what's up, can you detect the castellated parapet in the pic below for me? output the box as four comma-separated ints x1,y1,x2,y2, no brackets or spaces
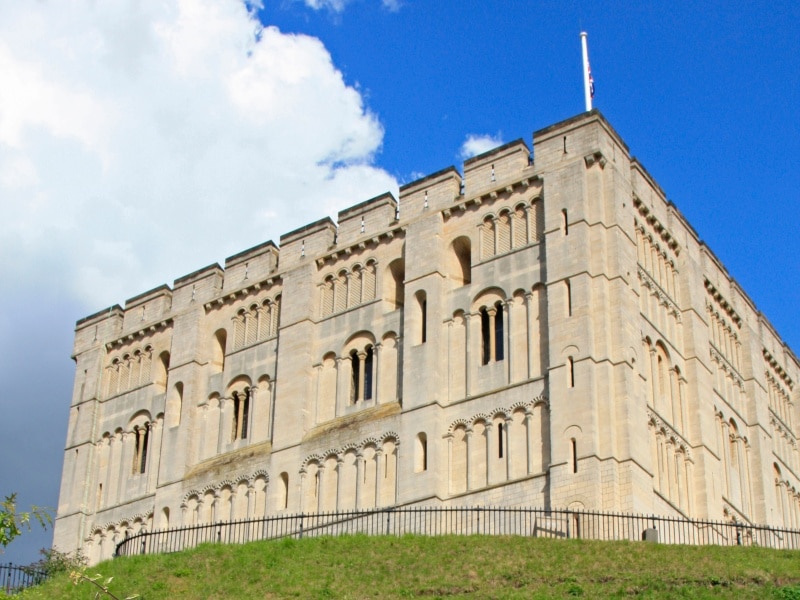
54,111,800,563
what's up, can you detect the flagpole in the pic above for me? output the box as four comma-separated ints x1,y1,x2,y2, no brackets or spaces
580,31,592,111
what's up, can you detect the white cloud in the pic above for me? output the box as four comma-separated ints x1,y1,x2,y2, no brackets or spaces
381,0,402,12
0,0,397,310
300,0,401,13
459,133,504,160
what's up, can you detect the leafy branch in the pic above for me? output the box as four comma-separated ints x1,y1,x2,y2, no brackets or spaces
0,493,52,549
69,570,139,600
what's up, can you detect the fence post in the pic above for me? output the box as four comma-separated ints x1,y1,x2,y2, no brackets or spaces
299,516,304,539
566,511,570,539
386,511,390,536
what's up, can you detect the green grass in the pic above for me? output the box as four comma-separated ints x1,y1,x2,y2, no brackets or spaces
14,535,800,599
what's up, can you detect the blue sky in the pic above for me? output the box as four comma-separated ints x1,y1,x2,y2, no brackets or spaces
0,0,797,564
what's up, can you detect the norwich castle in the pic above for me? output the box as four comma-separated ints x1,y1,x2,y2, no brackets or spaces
54,111,800,562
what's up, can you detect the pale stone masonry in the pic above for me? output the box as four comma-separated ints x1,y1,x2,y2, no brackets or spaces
54,111,800,563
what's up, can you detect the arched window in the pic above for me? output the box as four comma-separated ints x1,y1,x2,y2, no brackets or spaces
481,307,491,365
132,424,150,475
497,211,511,253
321,276,334,316
212,330,226,373
493,302,504,361
387,259,405,309
335,271,348,312
565,279,572,317
451,236,472,285
513,204,528,248
350,347,374,403
479,299,505,364
571,438,578,473
531,198,544,242
567,356,575,388
481,216,495,259
232,388,250,441
364,346,374,401
280,472,289,510
154,351,170,391
415,291,427,344
415,433,428,472
166,382,183,428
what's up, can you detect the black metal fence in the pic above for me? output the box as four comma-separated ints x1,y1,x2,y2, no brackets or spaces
115,506,800,558
0,564,47,595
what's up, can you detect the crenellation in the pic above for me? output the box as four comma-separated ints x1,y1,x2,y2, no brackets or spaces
279,216,336,270
222,240,279,290
399,166,461,220
54,110,800,564
171,263,223,311
74,305,124,356
122,285,173,333
336,192,397,245
463,139,530,200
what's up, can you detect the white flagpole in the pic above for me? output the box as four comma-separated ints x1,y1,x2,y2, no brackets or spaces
580,31,592,111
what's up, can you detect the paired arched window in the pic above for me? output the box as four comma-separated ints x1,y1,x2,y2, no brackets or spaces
320,261,378,317
350,346,374,403
132,423,150,475
231,388,251,441
480,302,504,365
479,199,542,260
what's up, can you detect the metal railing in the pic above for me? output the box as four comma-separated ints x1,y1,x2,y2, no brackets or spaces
0,563,47,595
115,506,800,558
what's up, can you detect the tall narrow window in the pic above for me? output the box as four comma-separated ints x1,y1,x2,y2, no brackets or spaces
562,209,569,235
498,422,504,458
571,438,578,473
280,472,289,510
481,308,491,365
415,291,428,344
565,279,572,317
415,433,428,472
350,351,360,403
568,356,575,388
364,347,374,401
494,302,504,361
212,330,226,373
421,298,427,343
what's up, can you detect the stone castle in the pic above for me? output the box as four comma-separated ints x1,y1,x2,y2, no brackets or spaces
54,111,800,563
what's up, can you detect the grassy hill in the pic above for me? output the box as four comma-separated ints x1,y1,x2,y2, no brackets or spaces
14,535,800,599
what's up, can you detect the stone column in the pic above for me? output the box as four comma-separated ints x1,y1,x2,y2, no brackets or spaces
316,465,326,513
485,422,494,487
465,313,472,397
525,292,534,379
355,452,364,509
299,469,307,513
375,449,384,507
115,432,131,506
147,419,161,493
465,429,473,491
446,433,453,496
504,416,513,481
357,352,367,403
217,397,228,454
372,342,381,403
336,458,344,512
524,409,534,475
487,307,497,363
647,348,655,408
336,357,348,414
504,299,512,383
